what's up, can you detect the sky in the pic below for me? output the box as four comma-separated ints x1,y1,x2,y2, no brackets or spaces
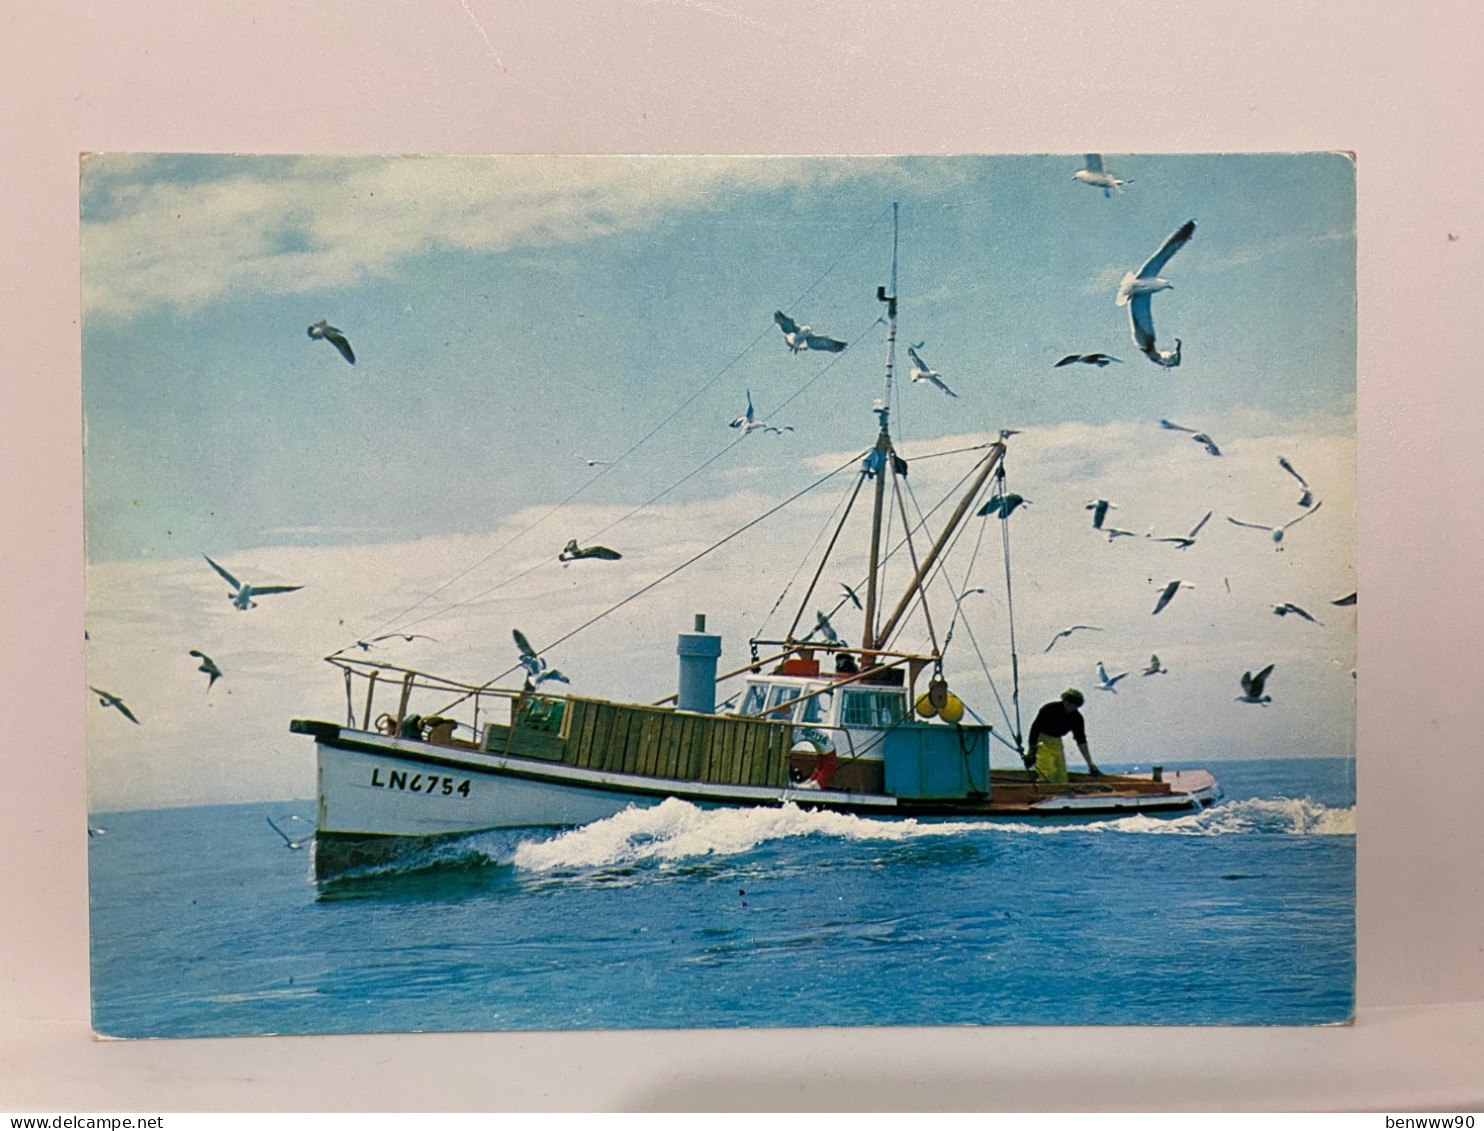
81,154,1356,810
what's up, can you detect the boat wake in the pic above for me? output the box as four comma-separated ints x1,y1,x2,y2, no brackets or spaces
507,795,1354,873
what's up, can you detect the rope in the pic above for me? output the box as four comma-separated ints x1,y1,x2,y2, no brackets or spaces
434,448,866,713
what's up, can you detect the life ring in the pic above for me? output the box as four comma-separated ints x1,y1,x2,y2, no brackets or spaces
796,727,838,790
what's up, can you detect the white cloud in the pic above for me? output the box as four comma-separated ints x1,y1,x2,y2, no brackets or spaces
86,411,1355,811
81,155,908,320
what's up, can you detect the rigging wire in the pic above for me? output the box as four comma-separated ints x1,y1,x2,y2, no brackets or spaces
354,203,895,645
434,448,867,713
755,470,861,640
389,315,885,636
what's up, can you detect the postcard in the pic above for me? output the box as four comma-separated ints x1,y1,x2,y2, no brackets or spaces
83,153,1355,1036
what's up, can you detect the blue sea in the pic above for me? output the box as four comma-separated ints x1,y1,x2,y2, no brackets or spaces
88,757,1354,1036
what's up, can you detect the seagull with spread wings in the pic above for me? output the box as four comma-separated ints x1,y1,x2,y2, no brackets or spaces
1227,501,1323,546
307,319,355,364
1117,220,1196,367
1045,625,1102,652
189,650,222,691
559,539,623,562
1150,511,1212,550
512,629,569,687
1086,499,1117,530
1072,154,1131,197
90,687,140,724
729,389,793,435
1055,353,1122,368
1278,456,1315,508
1238,664,1275,705
1096,661,1129,693
906,344,958,397
774,311,846,354
1273,603,1323,624
1152,579,1193,616
203,555,304,611
1142,655,1168,676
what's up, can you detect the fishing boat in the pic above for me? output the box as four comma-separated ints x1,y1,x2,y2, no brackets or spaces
292,207,1221,880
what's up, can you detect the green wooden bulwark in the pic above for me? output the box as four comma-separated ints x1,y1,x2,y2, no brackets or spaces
557,697,793,788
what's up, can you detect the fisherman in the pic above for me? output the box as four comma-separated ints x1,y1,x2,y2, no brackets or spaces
1024,689,1102,782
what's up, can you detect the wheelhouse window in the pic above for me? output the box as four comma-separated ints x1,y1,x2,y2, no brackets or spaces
740,684,768,717
841,689,906,727
799,685,833,725
765,684,799,720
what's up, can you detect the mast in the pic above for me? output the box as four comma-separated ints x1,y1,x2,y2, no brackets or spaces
861,203,898,653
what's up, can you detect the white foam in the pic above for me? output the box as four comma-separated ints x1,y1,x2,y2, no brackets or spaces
509,794,1355,871
511,798,981,872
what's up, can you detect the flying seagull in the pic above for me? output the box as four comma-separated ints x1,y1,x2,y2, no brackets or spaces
307,320,355,364
203,555,304,611
1151,510,1212,550
729,389,794,435
265,816,311,850
1045,625,1102,652
1238,664,1275,705
1191,432,1221,457
774,311,846,354
1331,591,1357,607
579,456,612,468
1086,499,1117,530
906,345,958,397
512,629,569,686
559,539,623,562
1103,526,1138,541
1118,219,1196,367
1095,661,1129,693
1072,154,1131,197
978,493,1030,519
1142,654,1168,676
1159,419,1196,433
90,687,139,724
840,582,863,611
1273,602,1323,624
1278,456,1315,508
1055,353,1123,368
355,633,440,651
1152,579,1193,615
188,650,222,691
809,610,845,647
1227,501,1323,546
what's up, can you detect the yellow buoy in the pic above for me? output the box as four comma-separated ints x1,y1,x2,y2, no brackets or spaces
915,692,939,718
940,692,965,724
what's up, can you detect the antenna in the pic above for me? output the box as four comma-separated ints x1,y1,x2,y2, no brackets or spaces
863,203,900,651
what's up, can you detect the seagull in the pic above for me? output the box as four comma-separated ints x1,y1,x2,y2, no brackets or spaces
559,539,623,562
355,633,440,651
1278,456,1315,507
906,345,958,397
1159,419,1196,433
978,493,1029,518
513,629,570,687
1118,219,1196,367
1045,625,1102,652
307,320,355,364
1152,579,1192,615
729,389,794,435
265,816,311,850
840,582,863,611
1273,602,1323,624
1096,661,1129,693
1055,353,1122,368
1331,591,1357,607
1151,511,1212,550
1191,432,1222,457
1086,499,1116,530
1142,654,1168,676
810,610,844,647
1072,154,1131,197
1227,501,1322,547
774,311,846,354
188,650,222,691
1103,526,1138,541
90,687,139,724
579,456,612,468
1238,664,1275,705
203,555,304,610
